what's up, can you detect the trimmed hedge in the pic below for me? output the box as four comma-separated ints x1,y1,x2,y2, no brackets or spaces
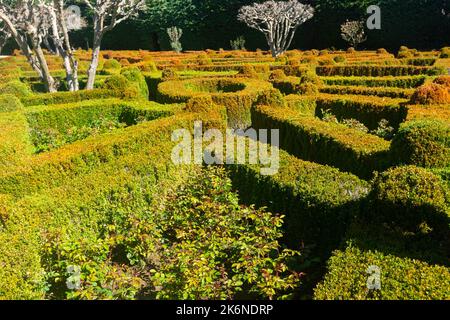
406,104,450,124
321,76,426,88
320,85,414,99
315,94,408,131
0,111,33,171
24,99,180,150
251,105,391,179
0,80,32,98
285,95,317,115
368,166,450,233
317,65,433,77
0,139,196,299
0,106,226,198
227,137,369,256
314,243,450,300
157,77,272,129
0,94,23,112
21,89,123,107
391,120,450,168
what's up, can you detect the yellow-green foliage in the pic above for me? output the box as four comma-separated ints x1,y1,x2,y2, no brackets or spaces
391,120,450,168
227,136,369,255
252,104,391,178
315,94,408,130
369,166,449,233
158,77,272,128
0,111,33,171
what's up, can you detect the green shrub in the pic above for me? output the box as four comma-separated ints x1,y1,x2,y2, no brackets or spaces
316,65,432,77
139,60,158,73
121,67,149,100
268,70,287,81
391,120,450,168
333,55,346,63
369,166,449,233
320,85,413,99
315,94,407,131
238,64,259,78
227,137,369,256
161,68,178,81
103,59,122,70
0,80,32,98
20,89,121,106
251,105,391,178
255,88,286,108
102,74,139,99
0,94,23,112
440,47,450,58
0,111,33,170
314,243,450,300
322,76,426,88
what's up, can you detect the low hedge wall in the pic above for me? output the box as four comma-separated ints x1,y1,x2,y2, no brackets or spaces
251,105,391,179
406,104,450,123
24,99,180,134
285,95,317,115
314,212,450,300
157,77,272,129
20,89,123,107
316,65,433,77
0,105,226,198
320,85,414,99
227,137,369,257
315,94,408,131
0,111,33,171
0,139,196,299
321,76,427,88
314,242,450,300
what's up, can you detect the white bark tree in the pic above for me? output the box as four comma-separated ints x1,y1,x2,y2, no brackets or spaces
238,0,314,58
44,1,85,91
0,21,11,54
0,0,83,92
0,0,57,92
82,0,146,90
341,20,367,49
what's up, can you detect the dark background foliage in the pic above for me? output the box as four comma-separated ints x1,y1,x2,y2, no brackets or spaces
3,0,450,53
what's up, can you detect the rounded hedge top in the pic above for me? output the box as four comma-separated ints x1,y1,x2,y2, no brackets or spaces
158,77,272,103
0,80,32,98
391,120,450,168
370,165,449,233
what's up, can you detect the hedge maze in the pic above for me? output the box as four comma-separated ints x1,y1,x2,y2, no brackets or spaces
0,47,449,299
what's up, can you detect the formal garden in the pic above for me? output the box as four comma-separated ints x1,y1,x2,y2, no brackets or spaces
0,0,449,301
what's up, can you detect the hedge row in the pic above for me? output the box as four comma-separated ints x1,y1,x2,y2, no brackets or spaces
285,95,317,116
226,136,369,256
316,65,433,77
0,109,33,171
315,94,408,131
157,77,272,129
314,242,450,300
0,105,226,198
251,105,391,179
21,89,123,107
25,99,181,134
321,76,427,88
320,85,414,99
406,104,450,123
0,138,196,299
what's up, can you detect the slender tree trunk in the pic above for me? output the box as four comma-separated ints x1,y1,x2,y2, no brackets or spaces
86,35,102,90
34,45,57,92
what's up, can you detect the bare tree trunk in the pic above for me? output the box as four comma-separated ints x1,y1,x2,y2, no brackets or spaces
86,35,101,90
34,45,57,93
